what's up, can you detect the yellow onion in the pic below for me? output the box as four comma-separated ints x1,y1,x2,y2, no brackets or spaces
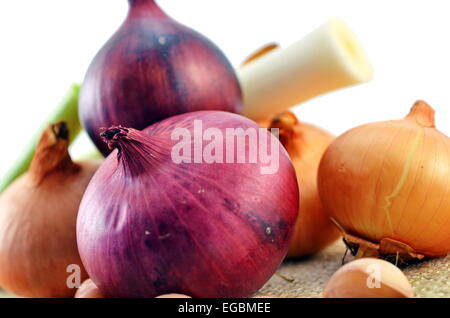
269,112,340,258
318,101,450,260
74,279,192,298
0,122,101,297
75,279,104,298
155,294,192,298
323,258,414,298
241,42,279,67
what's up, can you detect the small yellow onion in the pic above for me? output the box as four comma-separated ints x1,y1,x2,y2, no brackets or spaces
74,278,191,298
269,112,340,258
318,101,450,260
74,279,192,298
155,294,192,298
323,258,414,298
75,279,104,298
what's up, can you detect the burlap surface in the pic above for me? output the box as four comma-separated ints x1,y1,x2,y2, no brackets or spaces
0,241,448,298
257,240,450,298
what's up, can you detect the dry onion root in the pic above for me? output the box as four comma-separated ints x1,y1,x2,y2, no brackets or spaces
323,258,414,298
269,112,341,258
318,101,450,261
0,122,102,297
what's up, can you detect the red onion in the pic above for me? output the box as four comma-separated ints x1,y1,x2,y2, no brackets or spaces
79,0,242,155
77,111,298,298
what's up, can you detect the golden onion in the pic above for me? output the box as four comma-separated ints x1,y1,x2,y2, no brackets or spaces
318,101,450,260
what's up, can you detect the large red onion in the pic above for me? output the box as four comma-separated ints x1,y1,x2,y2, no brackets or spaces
79,0,242,155
77,111,298,298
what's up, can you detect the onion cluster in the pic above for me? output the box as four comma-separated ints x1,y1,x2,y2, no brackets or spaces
4,0,446,301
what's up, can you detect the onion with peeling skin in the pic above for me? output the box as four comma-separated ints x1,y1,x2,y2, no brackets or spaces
318,101,450,260
77,111,299,298
0,122,101,297
269,112,340,258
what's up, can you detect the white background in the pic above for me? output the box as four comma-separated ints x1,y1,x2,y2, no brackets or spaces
1,0,450,178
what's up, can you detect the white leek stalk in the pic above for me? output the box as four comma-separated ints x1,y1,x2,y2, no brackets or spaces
238,17,373,120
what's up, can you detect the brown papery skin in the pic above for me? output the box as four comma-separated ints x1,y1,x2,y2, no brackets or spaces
0,123,101,297
269,112,341,258
318,101,450,258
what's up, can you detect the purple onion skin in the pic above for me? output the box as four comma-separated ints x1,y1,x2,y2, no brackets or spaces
77,111,299,298
79,0,242,155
